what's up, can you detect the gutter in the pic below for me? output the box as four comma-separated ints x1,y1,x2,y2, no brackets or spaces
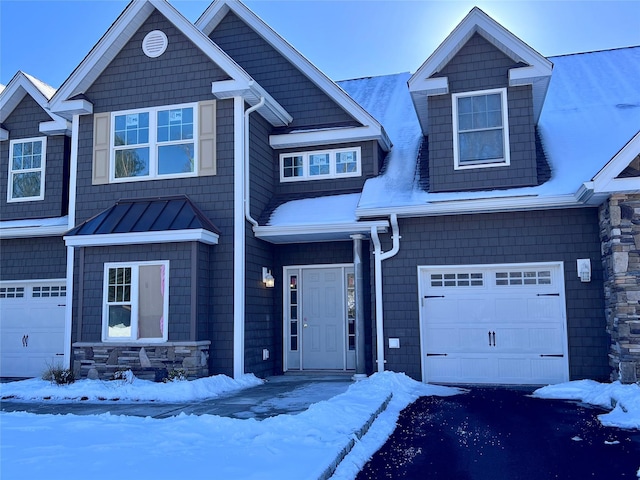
371,213,401,373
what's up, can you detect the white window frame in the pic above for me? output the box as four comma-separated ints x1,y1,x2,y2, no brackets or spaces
7,136,46,202
452,88,510,170
102,260,169,343
110,103,198,183
279,146,361,182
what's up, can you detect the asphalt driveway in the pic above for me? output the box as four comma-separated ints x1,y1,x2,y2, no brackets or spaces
357,387,640,479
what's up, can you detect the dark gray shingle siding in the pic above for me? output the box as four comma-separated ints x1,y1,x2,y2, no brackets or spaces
209,11,357,129
380,208,608,382
1,95,69,219
0,237,67,281
428,33,538,192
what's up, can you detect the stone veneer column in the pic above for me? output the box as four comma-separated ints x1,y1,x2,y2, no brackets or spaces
599,194,640,383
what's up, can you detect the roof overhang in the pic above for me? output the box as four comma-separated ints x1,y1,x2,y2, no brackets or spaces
0,72,71,135
253,220,389,244
270,125,390,150
64,229,219,247
592,131,640,194
50,0,259,119
211,79,292,126
356,190,608,220
0,216,69,239
408,7,552,134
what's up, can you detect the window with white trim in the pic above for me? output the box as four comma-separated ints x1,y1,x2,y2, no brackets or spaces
102,261,169,342
452,88,510,169
7,137,46,202
111,104,196,181
280,147,361,182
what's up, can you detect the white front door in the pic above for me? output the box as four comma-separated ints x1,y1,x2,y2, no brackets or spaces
0,281,67,378
302,268,345,369
419,263,569,385
284,265,354,371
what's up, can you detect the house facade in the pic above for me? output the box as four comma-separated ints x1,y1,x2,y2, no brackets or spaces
1,0,638,385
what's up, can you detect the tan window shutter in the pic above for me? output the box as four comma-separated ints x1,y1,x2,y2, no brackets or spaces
92,112,110,185
199,100,217,176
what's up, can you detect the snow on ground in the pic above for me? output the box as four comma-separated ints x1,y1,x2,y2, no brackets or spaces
533,379,640,430
2,374,638,480
0,372,263,403
0,372,460,480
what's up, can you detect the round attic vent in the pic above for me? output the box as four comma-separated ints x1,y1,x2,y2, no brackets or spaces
142,30,168,58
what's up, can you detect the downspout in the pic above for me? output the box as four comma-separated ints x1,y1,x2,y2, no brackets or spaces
371,213,401,373
244,97,265,227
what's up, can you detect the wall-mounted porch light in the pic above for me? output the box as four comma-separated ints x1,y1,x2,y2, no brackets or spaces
262,267,275,288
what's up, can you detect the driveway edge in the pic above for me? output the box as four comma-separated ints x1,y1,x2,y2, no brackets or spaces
317,392,393,480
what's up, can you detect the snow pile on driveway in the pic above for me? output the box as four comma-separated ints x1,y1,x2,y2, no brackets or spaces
533,380,640,430
0,372,460,480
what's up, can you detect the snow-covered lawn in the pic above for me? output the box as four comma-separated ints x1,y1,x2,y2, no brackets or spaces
0,372,459,480
1,374,638,480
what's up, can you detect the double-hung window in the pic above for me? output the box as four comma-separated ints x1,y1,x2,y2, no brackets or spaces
452,88,510,169
103,261,169,342
7,137,46,202
112,103,196,181
280,147,361,182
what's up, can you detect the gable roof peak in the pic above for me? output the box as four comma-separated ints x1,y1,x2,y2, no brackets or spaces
408,6,553,134
0,71,69,136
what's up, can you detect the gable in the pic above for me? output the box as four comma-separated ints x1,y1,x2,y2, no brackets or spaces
86,9,229,113
618,155,639,178
209,11,356,129
2,94,52,138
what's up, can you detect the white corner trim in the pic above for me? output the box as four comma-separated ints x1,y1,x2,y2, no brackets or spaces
270,126,383,150
232,96,246,379
63,229,219,247
68,115,80,229
0,128,7,141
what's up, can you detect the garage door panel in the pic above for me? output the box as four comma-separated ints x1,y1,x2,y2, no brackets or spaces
0,282,66,378
420,263,569,385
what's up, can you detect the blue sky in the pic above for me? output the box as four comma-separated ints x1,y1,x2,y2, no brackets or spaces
1,0,639,87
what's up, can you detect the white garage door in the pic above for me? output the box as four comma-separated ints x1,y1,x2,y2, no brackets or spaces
419,263,569,385
0,281,66,378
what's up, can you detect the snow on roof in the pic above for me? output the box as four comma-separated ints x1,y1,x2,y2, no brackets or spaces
356,46,640,211
22,72,56,100
267,47,640,227
268,193,360,226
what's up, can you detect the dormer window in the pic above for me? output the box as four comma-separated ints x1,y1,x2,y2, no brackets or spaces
452,88,510,169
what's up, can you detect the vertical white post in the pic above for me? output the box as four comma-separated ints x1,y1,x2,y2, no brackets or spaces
233,97,245,379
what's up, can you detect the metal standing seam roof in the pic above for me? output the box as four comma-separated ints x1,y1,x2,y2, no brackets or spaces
65,195,220,237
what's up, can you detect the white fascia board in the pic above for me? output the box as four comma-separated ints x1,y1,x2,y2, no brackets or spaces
64,229,219,247
270,126,383,150
356,193,593,219
212,79,292,127
197,0,385,135
0,224,68,239
254,221,389,244
39,118,72,136
51,98,93,117
592,131,640,193
51,0,253,117
0,128,7,141
1,72,58,124
409,8,551,90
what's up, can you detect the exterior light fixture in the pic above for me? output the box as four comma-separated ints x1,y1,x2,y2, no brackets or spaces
262,267,275,288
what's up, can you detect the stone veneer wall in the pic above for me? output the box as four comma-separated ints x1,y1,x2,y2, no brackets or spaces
599,194,640,383
72,341,210,381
